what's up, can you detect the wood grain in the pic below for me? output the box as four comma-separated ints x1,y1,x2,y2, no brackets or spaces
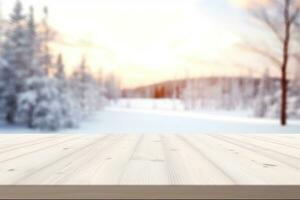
0,134,299,199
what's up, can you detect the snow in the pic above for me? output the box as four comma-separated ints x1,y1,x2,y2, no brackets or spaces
110,98,186,111
70,98,300,134
1,99,300,134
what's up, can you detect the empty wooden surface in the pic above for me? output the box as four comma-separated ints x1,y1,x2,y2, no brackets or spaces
0,133,300,199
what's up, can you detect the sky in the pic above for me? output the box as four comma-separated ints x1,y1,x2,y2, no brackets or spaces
0,0,269,88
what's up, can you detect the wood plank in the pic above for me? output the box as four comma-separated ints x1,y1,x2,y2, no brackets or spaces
200,134,300,184
242,134,300,150
119,134,170,185
14,135,113,184
217,135,300,170
0,134,299,199
61,135,139,185
0,134,59,150
86,134,142,184
229,134,300,158
0,135,108,184
179,134,265,184
162,134,234,184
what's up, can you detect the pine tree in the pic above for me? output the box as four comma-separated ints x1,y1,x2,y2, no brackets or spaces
0,0,29,124
70,57,90,115
55,54,65,81
254,69,272,117
104,73,121,101
25,7,66,131
289,66,300,118
69,57,106,118
293,66,300,93
53,54,78,127
16,6,40,127
15,6,70,130
41,6,52,75
181,79,195,110
230,78,242,109
96,68,107,108
78,57,88,110
242,76,256,109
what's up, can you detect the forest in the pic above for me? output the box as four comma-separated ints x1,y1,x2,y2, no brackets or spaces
0,1,121,130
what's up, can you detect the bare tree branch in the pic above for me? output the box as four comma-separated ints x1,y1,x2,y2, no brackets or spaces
238,43,282,68
250,8,284,42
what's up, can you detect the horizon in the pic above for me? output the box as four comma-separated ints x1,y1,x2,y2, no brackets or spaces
124,74,283,90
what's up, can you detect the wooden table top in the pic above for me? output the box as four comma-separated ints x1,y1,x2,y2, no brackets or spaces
0,133,300,199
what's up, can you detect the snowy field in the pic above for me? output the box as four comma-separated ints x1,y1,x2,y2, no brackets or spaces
1,99,300,134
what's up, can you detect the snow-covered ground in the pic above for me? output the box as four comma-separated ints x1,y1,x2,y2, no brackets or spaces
110,98,252,117
1,99,300,134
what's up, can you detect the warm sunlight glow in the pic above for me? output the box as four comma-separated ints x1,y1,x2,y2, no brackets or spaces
2,0,250,88
228,0,271,8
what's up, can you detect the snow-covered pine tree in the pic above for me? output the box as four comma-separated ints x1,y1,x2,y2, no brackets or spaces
0,0,29,124
95,68,107,108
27,8,71,131
254,69,274,117
14,6,58,130
288,66,300,118
294,66,300,90
242,75,256,109
16,6,42,127
71,57,91,115
40,6,52,75
104,73,121,101
16,6,70,130
211,78,224,110
55,54,65,82
181,79,195,110
53,54,78,127
70,57,99,117
77,57,88,111
230,78,242,109
220,77,232,110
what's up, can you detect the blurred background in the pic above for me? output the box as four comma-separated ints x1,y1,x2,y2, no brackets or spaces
0,0,300,134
